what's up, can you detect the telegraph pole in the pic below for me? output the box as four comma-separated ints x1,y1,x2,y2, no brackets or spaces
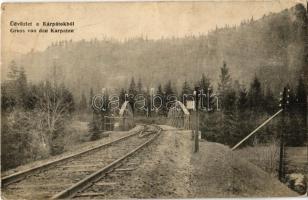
304,4,308,194
194,87,200,153
278,87,290,181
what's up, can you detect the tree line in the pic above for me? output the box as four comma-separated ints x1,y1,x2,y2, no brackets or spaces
1,61,75,170
86,60,306,148
99,62,305,147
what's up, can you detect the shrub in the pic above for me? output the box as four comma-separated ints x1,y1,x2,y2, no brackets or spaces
1,111,50,170
235,139,279,175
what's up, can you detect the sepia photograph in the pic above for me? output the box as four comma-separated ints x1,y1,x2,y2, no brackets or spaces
1,0,308,199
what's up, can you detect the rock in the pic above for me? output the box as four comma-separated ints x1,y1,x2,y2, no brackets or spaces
285,173,307,195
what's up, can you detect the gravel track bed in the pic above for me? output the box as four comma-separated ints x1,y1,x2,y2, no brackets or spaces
73,132,162,199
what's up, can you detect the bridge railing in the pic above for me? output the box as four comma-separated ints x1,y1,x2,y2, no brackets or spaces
167,101,191,129
102,101,135,131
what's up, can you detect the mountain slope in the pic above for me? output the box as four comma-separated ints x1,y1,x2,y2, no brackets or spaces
6,3,307,98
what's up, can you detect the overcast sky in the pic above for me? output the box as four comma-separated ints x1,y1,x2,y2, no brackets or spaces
1,0,306,62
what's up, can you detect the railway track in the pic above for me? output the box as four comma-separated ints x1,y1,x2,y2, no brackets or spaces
1,124,161,199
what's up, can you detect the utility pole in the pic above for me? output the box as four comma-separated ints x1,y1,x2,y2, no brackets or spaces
303,3,308,194
278,87,290,181
194,87,200,153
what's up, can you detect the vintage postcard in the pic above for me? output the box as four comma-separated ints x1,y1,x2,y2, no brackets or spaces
1,1,307,199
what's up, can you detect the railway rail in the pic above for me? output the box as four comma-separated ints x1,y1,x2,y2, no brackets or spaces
1,124,161,199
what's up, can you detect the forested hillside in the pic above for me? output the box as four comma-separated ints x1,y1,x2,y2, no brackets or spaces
7,4,307,98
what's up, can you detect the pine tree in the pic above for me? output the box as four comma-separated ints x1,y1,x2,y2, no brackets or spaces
6,62,28,109
248,76,263,112
164,80,174,96
264,86,276,114
216,61,237,146
223,90,237,112
164,80,175,111
1,83,16,111
24,84,39,110
237,86,248,111
144,87,151,116
5,61,20,109
218,61,233,110
137,78,143,94
119,88,126,106
199,74,213,110
235,86,252,146
157,84,163,95
16,67,28,108
218,61,232,96
128,77,137,96
59,84,75,113
128,77,137,111
246,76,264,145
17,67,27,88
199,73,211,92
154,84,164,114
7,60,19,81
181,80,192,105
